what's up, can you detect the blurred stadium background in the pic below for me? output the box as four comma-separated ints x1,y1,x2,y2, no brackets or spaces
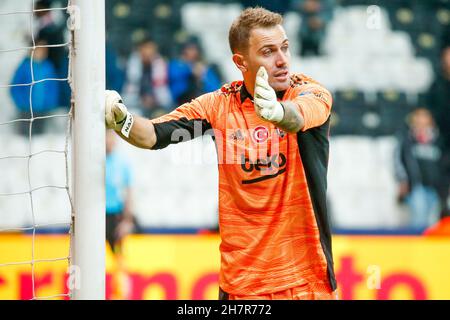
0,0,449,300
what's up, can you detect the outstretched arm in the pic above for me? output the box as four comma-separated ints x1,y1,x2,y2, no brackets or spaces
116,115,156,149
105,90,157,149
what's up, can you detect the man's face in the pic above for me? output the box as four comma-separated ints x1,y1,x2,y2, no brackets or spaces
139,42,157,65
182,44,200,62
34,40,49,61
242,25,291,92
411,109,434,130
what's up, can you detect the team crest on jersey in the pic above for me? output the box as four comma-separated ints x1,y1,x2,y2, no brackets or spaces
252,126,269,143
220,81,243,95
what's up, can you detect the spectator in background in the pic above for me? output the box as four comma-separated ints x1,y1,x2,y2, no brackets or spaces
291,0,334,56
122,37,172,118
10,38,60,135
106,129,134,255
394,108,446,230
34,0,68,107
427,46,450,220
168,38,222,105
34,0,66,72
106,129,134,299
427,46,450,154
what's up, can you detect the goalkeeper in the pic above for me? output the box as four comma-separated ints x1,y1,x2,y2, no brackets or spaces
105,7,337,300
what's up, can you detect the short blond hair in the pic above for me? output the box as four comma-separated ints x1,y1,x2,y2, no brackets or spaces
228,7,283,54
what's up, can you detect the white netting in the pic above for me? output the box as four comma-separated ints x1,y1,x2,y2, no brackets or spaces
0,0,73,300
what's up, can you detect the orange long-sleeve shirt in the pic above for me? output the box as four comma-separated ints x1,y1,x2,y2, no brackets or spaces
151,74,336,296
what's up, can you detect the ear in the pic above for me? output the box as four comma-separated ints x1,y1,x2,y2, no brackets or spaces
232,53,248,73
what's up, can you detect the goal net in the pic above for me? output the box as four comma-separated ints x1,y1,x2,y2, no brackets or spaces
0,0,105,300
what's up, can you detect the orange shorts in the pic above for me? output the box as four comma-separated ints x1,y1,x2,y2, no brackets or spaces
225,282,338,300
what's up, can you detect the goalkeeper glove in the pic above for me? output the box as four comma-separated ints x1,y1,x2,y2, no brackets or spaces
105,90,134,138
254,66,284,123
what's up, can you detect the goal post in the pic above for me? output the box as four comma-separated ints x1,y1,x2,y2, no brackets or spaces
70,0,106,300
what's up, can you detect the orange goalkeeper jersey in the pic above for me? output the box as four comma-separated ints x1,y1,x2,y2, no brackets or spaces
151,74,336,296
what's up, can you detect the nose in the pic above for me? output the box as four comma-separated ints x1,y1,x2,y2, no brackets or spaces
275,49,288,68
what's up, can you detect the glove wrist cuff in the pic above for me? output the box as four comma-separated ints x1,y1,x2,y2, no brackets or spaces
118,111,134,138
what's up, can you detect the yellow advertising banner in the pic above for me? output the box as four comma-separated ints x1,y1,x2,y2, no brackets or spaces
0,234,449,300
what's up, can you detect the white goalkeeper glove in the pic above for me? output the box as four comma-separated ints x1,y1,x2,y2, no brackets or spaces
254,66,284,123
105,90,134,138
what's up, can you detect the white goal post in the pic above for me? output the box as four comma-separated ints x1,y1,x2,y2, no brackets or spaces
70,0,106,300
